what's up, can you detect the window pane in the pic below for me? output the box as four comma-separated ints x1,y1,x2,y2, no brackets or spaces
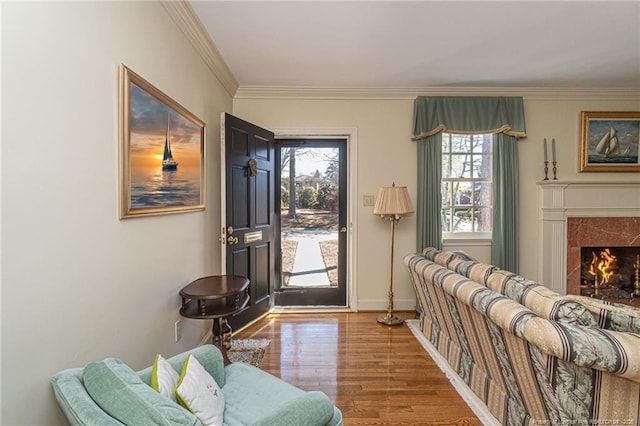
451,135,471,153
472,134,492,153
441,208,452,232
453,182,472,206
475,182,492,207
441,154,450,177
452,208,473,232
450,155,471,178
474,155,492,179
475,207,492,232
441,133,451,152
441,182,453,207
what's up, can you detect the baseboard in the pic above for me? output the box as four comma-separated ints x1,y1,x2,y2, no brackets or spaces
405,319,501,426
357,298,418,311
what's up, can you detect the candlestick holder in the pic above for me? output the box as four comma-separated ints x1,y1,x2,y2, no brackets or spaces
552,161,557,180
590,276,604,299
632,257,640,299
543,161,549,180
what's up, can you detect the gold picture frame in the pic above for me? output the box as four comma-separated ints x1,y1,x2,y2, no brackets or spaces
580,111,640,172
119,65,206,218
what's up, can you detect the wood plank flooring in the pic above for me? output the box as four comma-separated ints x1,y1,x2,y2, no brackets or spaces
233,311,482,425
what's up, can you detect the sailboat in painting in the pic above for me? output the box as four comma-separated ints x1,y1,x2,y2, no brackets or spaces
594,127,620,156
589,125,637,164
162,114,178,171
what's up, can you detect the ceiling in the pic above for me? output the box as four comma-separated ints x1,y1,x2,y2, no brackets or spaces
190,1,640,90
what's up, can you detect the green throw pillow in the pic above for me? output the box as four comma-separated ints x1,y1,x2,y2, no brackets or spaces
83,357,199,426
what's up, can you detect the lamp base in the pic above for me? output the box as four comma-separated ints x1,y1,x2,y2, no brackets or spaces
377,312,404,326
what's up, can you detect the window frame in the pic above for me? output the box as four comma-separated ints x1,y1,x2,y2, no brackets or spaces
441,132,493,240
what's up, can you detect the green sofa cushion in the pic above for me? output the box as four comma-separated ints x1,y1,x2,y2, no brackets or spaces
83,358,200,426
221,362,334,426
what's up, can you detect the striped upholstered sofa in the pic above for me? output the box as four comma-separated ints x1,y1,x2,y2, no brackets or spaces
405,247,640,425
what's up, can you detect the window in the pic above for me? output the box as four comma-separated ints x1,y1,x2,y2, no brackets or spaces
441,133,492,234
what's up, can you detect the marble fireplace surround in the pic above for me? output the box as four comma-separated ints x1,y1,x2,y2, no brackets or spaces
537,181,640,295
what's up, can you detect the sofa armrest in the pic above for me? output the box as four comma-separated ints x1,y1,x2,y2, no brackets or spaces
51,368,124,426
256,391,335,426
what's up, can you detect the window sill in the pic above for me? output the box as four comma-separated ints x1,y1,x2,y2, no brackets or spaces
442,233,491,245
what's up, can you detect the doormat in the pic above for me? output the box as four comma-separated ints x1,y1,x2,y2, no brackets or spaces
228,339,270,368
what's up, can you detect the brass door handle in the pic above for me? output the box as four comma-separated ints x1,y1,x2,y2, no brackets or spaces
227,236,239,245
340,226,347,233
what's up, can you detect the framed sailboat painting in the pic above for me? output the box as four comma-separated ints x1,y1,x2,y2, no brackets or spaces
119,65,206,218
580,111,640,172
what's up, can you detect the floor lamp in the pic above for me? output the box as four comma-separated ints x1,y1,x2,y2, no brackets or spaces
373,183,414,326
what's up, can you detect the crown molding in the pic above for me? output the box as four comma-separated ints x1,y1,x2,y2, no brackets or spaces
235,86,640,101
161,1,238,98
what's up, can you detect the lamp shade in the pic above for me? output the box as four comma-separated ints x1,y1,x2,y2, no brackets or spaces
373,184,414,216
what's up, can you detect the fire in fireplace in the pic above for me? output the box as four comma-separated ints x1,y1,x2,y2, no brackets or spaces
580,246,640,299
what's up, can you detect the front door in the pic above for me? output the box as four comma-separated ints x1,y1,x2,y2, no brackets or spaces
221,113,275,330
274,139,348,306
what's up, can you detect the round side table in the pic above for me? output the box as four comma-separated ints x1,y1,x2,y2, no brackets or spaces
179,275,250,364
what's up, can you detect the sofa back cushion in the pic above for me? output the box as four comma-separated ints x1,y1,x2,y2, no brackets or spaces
565,295,640,333
487,270,597,327
83,358,200,426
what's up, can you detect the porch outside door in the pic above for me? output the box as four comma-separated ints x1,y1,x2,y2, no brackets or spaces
221,113,275,331
274,139,348,307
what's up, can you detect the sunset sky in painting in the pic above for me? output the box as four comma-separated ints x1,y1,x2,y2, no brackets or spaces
129,83,202,170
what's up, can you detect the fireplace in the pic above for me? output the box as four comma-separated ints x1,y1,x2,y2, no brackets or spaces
579,246,640,299
537,181,640,296
567,217,640,304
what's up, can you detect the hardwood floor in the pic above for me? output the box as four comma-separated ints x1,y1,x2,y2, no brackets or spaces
233,311,482,425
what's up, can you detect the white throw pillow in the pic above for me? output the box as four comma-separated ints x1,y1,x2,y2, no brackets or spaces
150,354,179,402
176,354,224,426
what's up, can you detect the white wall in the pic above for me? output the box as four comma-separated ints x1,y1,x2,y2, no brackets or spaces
1,2,231,424
233,92,640,310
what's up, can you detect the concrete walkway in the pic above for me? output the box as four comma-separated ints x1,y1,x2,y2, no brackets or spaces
283,229,336,287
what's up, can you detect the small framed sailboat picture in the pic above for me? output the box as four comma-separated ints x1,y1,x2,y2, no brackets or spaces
119,65,206,218
580,111,640,172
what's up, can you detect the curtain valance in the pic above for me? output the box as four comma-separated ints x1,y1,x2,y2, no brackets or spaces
411,96,527,141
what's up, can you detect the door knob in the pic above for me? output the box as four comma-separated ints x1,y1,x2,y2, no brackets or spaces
227,236,239,245
340,226,347,233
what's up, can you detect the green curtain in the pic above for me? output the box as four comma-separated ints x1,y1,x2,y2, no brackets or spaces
492,132,519,271
412,96,526,272
416,133,442,251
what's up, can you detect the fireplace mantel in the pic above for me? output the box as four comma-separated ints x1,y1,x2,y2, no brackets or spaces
536,180,640,294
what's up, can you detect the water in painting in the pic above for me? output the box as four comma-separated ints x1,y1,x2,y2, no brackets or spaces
129,83,202,208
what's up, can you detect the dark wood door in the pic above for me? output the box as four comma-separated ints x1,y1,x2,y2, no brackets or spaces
222,113,275,330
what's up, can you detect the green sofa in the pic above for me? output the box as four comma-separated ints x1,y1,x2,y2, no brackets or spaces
51,344,343,426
